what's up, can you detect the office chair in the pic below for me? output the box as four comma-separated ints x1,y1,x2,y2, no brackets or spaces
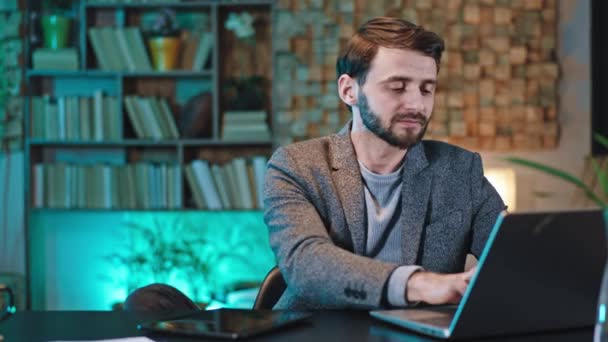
253,266,286,309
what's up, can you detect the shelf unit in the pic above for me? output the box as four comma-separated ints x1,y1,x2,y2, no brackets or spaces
24,0,275,308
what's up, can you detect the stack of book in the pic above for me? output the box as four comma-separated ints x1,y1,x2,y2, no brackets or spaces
185,156,267,210
30,91,121,141
32,162,182,209
32,48,79,70
124,96,179,140
88,26,152,71
222,111,270,142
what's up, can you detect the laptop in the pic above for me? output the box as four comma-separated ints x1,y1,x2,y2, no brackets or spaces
371,209,607,339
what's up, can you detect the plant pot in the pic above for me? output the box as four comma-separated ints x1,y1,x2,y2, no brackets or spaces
148,37,181,71
40,15,71,49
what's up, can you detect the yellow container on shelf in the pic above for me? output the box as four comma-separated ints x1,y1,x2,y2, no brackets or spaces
147,37,181,71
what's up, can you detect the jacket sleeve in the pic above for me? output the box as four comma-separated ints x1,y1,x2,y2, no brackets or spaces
263,147,399,309
469,152,507,258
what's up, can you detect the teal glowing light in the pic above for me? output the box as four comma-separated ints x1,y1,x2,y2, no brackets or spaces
600,304,606,323
30,210,275,310
104,211,276,308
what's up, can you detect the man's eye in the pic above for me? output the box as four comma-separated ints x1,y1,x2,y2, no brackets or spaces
421,87,434,95
387,82,405,91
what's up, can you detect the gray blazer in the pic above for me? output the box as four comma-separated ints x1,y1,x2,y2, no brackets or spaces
264,124,505,310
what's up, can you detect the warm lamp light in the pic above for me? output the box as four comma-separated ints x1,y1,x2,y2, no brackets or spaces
485,168,517,211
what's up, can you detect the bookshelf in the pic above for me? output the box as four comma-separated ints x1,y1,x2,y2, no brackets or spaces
25,0,275,211
24,0,275,308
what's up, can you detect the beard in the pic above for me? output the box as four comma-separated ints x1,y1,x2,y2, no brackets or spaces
357,91,430,149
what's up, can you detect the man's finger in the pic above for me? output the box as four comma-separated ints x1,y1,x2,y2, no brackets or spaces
463,266,477,281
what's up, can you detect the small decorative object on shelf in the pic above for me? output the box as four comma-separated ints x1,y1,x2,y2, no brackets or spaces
147,7,181,71
34,0,78,71
40,0,72,49
179,91,212,138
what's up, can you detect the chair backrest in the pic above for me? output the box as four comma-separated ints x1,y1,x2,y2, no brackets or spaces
253,266,286,310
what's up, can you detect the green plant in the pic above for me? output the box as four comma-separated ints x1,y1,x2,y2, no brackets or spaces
103,214,263,304
41,0,72,14
506,133,608,207
222,75,266,110
148,8,180,37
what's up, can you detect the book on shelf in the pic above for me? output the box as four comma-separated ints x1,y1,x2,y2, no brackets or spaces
32,48,79,70
88,26,152,71
180,30,199,70
251,156,267,208
210,164,230,209
231,157,254,209
192,31,213,71
33,162,181,209
185,156,268,210
31,93,120,141
125,27,153,71
114,27,137,71
185,164,207,209
88,27,111,70
191,159,222,210
124,95,179,140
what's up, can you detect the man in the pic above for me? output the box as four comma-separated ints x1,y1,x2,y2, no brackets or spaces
124,17,504,312
263,17,505,310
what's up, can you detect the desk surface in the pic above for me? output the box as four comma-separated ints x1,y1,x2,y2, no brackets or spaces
0,310,594,342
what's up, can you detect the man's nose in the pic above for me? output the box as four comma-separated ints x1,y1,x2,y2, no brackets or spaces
400,89,425,113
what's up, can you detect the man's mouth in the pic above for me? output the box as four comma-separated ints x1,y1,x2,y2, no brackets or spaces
395,117,424,127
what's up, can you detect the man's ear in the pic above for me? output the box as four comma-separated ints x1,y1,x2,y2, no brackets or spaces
337,74,358,107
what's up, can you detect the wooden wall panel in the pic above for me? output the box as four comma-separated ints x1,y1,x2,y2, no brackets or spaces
272,0,559,150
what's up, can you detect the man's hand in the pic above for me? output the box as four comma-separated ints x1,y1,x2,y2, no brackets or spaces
406,267,477,305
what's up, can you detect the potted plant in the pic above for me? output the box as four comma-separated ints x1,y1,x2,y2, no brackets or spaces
147,8,181,71
222,11,266,110
40,0,72,49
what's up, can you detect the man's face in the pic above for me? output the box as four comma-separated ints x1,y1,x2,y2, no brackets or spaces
356,47,437,149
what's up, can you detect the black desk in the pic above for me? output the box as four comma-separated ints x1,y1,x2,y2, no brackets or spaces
0,311,594,342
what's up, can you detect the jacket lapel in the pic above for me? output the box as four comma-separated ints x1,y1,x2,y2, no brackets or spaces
400,143,432,265
330,127,367,255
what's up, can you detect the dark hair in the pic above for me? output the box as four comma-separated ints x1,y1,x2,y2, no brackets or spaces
336,17,445,110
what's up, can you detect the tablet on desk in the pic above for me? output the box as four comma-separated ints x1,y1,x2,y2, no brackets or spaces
138,308,312,339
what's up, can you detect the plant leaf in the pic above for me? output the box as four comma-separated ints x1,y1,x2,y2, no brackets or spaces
591,158,608,199
505,157,607,207
594,133,608,150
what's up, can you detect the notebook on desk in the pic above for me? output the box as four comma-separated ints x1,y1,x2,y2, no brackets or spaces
371,209,607,339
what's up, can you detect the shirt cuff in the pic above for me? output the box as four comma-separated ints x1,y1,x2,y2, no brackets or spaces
387,265,424,307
